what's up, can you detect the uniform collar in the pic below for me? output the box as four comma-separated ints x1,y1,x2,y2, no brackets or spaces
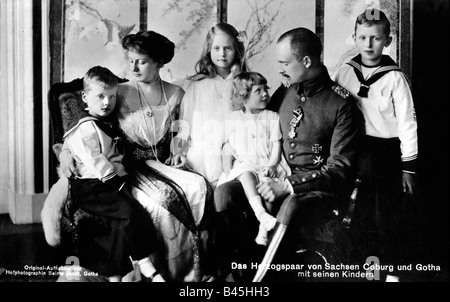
295,65,333,97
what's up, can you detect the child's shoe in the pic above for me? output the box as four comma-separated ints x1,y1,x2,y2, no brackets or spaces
138,257,166,282
255,224,269,246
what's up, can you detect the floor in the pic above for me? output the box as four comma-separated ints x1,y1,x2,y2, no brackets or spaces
0,214,64,282
0,213,448,283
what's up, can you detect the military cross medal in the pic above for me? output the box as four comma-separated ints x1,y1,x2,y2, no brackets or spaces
288,107,304,139
312,144,322,154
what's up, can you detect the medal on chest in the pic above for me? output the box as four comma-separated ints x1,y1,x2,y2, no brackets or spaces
288,106,304,139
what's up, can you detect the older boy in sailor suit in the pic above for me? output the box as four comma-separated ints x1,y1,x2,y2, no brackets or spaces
332,9,418,272
214,28,362,282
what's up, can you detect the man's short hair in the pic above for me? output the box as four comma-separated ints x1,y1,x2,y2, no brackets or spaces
355,8,391,37
277,27,322,63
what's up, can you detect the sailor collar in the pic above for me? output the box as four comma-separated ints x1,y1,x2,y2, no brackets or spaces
63,115,115,139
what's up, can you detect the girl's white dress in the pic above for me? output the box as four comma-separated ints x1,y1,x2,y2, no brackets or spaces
179,75,234,188
217,109,291,186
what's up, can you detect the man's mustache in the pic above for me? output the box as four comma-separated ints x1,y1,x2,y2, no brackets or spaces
281,75,291,88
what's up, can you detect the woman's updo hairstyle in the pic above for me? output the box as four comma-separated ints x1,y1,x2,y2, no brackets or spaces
122,31,175,66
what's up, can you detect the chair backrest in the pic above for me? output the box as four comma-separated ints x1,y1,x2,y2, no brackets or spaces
48,76,128,184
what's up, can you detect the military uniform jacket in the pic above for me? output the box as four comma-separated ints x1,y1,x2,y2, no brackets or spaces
267,66,362,194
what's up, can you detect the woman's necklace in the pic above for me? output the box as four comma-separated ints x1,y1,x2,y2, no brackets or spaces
135,78,169,163
136,79,160,161
137,77,162,118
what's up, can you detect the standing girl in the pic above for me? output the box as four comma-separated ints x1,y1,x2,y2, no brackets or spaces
177,23,248,188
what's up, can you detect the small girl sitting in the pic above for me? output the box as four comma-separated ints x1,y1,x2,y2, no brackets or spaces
217,72,291,245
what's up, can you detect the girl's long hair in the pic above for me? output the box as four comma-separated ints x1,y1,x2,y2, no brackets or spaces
190,23,248,80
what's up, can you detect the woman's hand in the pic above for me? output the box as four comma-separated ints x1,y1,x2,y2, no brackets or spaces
169,153,187,169
59,149,78,178
222,142,234,176
222,155,233,177
263,166,277,178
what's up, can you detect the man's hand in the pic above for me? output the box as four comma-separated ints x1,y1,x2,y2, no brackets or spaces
402,172,416,195
257,178,290,203
59,149,78,178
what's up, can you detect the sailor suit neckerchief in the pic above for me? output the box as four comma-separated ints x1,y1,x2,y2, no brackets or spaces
346,54,401,98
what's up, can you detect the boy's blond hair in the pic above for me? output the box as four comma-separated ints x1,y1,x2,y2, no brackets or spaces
83,66,118,93
355,8,391,37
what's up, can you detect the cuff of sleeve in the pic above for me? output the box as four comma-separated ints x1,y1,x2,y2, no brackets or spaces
102,172,117,183
103,174,125,190
402,170,416,175
284,178,294,194
402,157,417,174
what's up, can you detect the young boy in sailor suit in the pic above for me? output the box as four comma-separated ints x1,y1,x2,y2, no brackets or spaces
62,66,164,282
332,8,418,274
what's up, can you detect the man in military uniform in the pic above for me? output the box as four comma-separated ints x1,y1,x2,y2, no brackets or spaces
213,28,362,282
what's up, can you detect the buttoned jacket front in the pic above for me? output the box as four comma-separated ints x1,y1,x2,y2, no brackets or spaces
267,66,362,194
